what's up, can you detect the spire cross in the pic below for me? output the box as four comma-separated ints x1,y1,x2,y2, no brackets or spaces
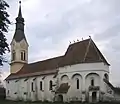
19,1,21,4
18,1,22,18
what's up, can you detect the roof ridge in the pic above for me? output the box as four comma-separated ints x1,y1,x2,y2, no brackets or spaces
83,38,91,62
69,38,90,46
65,38,90,55
29,55,63,65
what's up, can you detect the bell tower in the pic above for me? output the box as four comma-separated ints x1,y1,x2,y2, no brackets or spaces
10,1,28,73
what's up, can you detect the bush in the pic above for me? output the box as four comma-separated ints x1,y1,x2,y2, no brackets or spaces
0,87,6,99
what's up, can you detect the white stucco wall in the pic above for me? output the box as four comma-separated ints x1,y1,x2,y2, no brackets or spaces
57,62,110,102
6,75,55,101
6,62,113,102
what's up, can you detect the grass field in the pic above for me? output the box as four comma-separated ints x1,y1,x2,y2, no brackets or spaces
0,100,40,104
0,100,120,104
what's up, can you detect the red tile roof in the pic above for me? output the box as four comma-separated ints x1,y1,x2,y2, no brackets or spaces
6,38,110,80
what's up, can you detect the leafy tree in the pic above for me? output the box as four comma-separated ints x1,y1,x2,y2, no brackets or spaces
0,0,10,65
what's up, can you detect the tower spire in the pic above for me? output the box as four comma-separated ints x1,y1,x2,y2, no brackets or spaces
10,1,29,73
12,1,27,42
16,1,24,23
18,1,22,18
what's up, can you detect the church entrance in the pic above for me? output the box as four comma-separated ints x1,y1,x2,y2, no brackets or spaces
92,92,97,102
58,95,63,102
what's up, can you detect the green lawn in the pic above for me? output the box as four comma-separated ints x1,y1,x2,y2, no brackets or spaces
0,100,40,104
0,100,120,104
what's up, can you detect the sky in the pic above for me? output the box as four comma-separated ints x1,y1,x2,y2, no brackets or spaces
0,0,120,87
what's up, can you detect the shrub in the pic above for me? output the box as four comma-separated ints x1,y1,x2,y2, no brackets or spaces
0,87,6,99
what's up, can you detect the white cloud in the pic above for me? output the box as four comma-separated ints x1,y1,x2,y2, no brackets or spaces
2,0,120,86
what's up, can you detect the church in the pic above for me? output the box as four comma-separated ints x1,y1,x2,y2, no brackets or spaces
5,2,116,102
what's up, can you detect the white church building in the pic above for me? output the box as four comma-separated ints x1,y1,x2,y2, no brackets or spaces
5,2,115,102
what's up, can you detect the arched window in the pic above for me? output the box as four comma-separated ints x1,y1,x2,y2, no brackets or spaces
21,51,25,61
91,79,94,86
49,80,52,90
31,82,34,92
61,75,69,83
104,73,109,80
12,51,16,61
40,81,42,90
23,51,25,60
21,52,23,60
77,78,79,89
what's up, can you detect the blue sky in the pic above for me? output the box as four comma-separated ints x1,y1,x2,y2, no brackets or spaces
1,0,120,87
